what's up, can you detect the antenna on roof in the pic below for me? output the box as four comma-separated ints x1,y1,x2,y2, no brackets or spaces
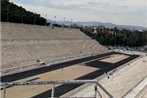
6,6,9,22
21,8,23,24
71,18,73,28
34,12,36,25
64,17,66,22
54,16,56,25
45,14,47,26
63,17,66,27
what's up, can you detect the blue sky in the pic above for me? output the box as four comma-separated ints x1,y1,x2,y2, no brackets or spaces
10,0,147,27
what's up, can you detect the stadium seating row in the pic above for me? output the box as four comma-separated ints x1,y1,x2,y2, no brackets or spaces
1,22,90,40
1,40,107,69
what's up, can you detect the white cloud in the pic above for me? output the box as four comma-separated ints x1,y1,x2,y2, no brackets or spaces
10,0,147,27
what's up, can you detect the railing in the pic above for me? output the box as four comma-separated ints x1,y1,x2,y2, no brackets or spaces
1,80,114,98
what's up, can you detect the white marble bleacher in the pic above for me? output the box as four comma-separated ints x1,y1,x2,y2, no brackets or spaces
1,22,108,75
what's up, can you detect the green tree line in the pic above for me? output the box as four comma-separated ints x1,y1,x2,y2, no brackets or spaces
81,26,147,47
1,0,47,25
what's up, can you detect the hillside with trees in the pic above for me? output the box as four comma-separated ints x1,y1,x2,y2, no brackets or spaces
80,26,147,48
1,0,47,25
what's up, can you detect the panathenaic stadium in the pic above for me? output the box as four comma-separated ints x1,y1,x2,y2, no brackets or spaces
0,22,147,98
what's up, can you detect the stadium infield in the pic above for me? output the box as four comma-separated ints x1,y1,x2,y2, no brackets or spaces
0,52,139,98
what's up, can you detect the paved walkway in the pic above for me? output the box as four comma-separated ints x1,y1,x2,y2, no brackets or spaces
136,85,147,98
124,77,147,98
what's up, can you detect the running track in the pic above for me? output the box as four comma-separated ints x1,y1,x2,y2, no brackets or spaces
1,52,139,97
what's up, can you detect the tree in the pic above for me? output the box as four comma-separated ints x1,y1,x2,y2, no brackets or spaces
81,26,147,47
1,0,47,25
